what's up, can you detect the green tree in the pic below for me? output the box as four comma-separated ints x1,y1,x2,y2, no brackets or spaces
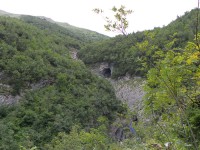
144,38,200,149
93,5,133,35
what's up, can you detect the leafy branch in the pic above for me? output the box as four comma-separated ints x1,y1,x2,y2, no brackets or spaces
93,5,133,36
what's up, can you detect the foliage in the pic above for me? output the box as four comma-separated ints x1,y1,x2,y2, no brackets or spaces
93,5,133,35
20,15,109,45
143,37,200,149
46,124,109,150
45,123,147,150
79,9,200,78
0,16,125,149
1,8,200,150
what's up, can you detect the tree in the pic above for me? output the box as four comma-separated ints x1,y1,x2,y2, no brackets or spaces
93,5,133,36
144,38,200,149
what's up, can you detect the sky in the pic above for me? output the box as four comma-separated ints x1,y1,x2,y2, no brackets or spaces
0,0,198,37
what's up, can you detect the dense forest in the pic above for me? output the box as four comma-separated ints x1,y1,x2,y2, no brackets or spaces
79,9,197,77
0,15,124,149
0,8,200,150
79,8,200,149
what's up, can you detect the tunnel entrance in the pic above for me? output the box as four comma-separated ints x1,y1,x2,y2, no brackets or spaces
102,68,111,78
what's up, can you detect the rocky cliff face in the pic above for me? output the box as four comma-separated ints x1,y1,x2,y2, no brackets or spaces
108,75,145,141
88,63,145,108
0,95,21,105
0,82,21,105
109,76,145,108
0,71,53,105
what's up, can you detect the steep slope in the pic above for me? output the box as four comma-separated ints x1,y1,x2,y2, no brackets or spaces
0,10,21,18
0,9,109,44
57,21,109,42
79,8,199,77
20,15,109,44
0,16,124,149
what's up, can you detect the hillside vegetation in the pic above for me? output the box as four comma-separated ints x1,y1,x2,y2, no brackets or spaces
0,16,124,149
0,8,200,150
20,15,109,44
0,9,109,44
78,8,200,149
79,9,198,77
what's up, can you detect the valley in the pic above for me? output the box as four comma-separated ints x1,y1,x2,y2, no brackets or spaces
0,8,200,150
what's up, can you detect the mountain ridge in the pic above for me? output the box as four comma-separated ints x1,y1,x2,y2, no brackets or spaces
0,9,109,42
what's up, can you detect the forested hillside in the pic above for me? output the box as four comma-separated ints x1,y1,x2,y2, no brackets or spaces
78,8,200,149
20,15,109,44
0,10,109,44
79,9,199,77
0,8,200,150
0,16,124,149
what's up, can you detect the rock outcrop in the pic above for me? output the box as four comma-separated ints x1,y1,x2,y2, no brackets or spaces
99,62,114,78
0,83,21,105
109,76,145,108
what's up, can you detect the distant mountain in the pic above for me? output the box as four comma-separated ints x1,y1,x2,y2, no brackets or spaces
20,15,109,44
0,9,12,15
0,9,21,18
0,9,109,43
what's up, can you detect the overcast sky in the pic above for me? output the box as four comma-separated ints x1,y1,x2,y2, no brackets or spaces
0,0,198,36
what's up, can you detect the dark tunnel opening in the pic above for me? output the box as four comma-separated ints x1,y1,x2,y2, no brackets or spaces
102,68,111,78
